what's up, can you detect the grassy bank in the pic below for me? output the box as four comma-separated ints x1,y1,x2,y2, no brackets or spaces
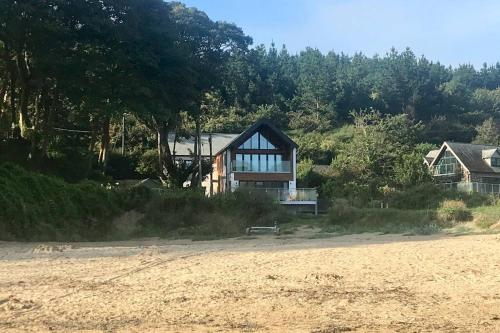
137,189,288,240
0,163,287,241
0,163,150,241
282,198,499,237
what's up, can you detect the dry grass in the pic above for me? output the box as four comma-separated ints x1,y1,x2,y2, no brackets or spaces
1,232,500,332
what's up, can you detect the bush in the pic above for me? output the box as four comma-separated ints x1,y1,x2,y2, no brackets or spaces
387,183,445,209
139,188,288,238
436,200,472,226
327,201,438,234
0,163,130,241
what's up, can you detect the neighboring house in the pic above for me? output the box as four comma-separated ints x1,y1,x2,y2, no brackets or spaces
169,119,318,213
167,133,239,162
424,149,440,166
426,141,500,194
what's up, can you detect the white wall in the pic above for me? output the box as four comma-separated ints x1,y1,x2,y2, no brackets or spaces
289,147,297,190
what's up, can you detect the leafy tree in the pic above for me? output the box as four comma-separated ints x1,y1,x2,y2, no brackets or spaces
473,118,500,145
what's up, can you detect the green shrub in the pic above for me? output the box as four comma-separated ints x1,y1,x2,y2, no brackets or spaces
473,203,500,229
139,188,288,238
474,214,498,229
327,201,438,234
0,163,129,241
436,200,472,226
328,199,360,225
387,183,445,209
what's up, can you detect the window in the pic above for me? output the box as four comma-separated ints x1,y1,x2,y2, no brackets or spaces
492,157,500,167
259,154,267,171
243,154,251,171
251,133,259,149
233,154,284,172
238,131,276,150
236,154,243,171
268,154,275,171
276,155,282,171
434,150,459,175
251,154,259,171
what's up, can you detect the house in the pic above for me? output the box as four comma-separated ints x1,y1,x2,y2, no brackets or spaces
426,141,500,194
169,119,318,213
424,149,440,166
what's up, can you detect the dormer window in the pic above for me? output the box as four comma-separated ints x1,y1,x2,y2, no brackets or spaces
492,157,500,167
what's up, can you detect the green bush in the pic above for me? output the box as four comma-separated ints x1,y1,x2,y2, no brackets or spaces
387,183,445,209
436,200,472,226
327,201,438,234
0,163,127,241
139,188,288,238
473,203,500,229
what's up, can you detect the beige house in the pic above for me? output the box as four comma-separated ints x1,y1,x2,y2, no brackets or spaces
426,142,500,194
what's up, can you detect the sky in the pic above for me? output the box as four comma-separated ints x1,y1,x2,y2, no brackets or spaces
181,0,500,68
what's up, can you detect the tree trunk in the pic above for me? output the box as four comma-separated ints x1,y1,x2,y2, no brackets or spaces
18,82,30,138
29,89,42,159
157,130,162,178
9,75,16,137
85,119,98,178
39,89,53,159
16,51,32,138
98,116,110,173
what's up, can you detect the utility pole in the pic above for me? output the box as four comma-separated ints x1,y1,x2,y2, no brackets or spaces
209,133,213,196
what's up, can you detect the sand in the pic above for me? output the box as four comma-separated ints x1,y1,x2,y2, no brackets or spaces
0,231,499,332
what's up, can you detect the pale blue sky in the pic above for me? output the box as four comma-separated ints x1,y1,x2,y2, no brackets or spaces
181,0,500,68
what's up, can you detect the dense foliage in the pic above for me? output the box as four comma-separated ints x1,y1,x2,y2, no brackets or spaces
0,1,499,203
0,163,125,240
140,189,287,239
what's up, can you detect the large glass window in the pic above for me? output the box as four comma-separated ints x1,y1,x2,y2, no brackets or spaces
251,133,259,149
259,154,267,171
251,154,259,171
236,154,243,171
275,155,282,171
268,154,275,171
243,154,251,171
233,154,285,172
239,131,276,150
434,151,459,175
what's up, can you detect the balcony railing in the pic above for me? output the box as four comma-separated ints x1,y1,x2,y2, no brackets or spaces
432,163,462,176
439,182,500,195
242,188,318,202
232,160,291,173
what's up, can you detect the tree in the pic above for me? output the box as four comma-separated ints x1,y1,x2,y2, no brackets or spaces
473,118,500,145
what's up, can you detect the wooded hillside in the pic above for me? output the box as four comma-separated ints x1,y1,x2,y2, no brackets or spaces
1,0,499,192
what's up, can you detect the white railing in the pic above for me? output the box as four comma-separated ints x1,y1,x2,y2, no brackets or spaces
439,182,500,195
241,188,318,202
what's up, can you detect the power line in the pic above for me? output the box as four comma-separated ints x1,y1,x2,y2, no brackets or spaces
52,127,92,134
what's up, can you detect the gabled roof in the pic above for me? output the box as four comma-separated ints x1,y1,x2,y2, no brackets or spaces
430,142,500,174
424,149,440,165
215,119,298,155
482,148,499,159
168,133,239,157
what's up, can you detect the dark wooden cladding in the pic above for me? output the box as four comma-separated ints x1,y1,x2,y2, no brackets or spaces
235,172,293,181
